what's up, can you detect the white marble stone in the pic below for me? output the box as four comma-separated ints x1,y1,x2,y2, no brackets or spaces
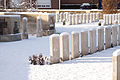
105,26,111,49
81,31,89,56
71,31,79,58
60,32,69,61
90,29,97,53
50,34,60,64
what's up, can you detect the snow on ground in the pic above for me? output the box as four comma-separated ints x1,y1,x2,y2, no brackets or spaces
29,46,120,80
0,22,119,80
0,36,49,80
55,22,100,33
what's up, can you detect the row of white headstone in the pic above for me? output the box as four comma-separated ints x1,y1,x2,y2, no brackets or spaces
49,23,120,64
103,14,120,25
22,17,43,39
56,12,100,25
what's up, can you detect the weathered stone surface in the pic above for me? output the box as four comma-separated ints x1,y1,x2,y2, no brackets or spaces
50,34,60,64
90,29,97,53
22,17,28,39
36,16,43,37
81,31,89,55
98,27,104,51
60,32,69,61
71,31,79,58
105,26,111,49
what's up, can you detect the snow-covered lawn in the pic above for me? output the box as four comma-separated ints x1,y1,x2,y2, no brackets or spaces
0,22,119,80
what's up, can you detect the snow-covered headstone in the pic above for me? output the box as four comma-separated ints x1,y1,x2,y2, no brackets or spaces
90,13,93,23
69,14,72,25
112,49,120,80
60,32,69,61
103,14,106,25
106,15,109,25
72,14,76,25
76,14,79,24
96,13,100,21
81,31,89,56
50,34,60,64
93,13,96,22
83,13,86,24
79,14,83,24
118,25,120,46
60,13,63,22
89,29,97,53
56,13,59,22
105,26,111,49
109,14,112,25
71,31,79,58
112,25,117,47
98,27,104,51
86,13,90,23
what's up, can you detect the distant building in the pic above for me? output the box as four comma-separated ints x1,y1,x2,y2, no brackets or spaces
0,0,120,9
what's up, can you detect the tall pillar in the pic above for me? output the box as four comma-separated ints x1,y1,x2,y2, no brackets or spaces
22,17,28,39
36,16,43,37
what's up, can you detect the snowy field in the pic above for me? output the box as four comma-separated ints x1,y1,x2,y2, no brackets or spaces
0,22,119,80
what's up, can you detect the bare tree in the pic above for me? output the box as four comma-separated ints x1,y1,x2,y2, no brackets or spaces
102,0,118,14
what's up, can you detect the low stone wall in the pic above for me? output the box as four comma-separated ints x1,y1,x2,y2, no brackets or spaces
0,33,21,42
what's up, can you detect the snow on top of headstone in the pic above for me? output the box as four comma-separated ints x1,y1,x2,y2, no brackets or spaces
71,31,79,34
50,34,59,38
89,28,96,31
23,17,28,21
60,32,69,36
97,26,104,29
37,16,41,19
104,25,112,29
113,49,120,56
